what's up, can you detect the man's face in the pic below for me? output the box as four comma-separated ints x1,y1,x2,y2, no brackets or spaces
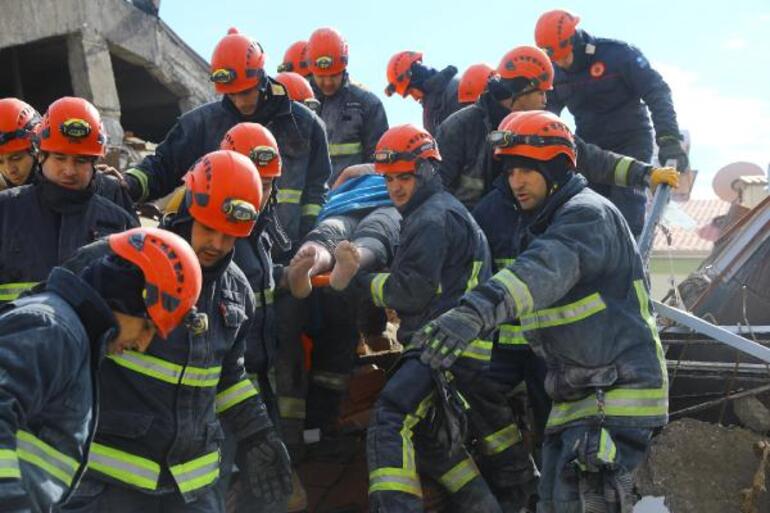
313,73,344,97
260,177,273,210
507,167,548,210
108,311,157,355
553,49,574,70
0,150,35,186
227,87,260,116
40,152,94,190
191,219,237,268
511,90,547,112
384,172,417,208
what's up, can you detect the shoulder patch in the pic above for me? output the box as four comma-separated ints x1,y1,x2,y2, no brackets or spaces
590,61,606,78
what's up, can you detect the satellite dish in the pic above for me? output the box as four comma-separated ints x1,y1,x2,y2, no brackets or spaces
712,161,763,202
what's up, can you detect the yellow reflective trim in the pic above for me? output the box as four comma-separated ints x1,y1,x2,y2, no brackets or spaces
107,351,221,387
439,458,478,494
16,431,78,487
494,258,515,271
370,273,390,308
614,157,634,186
89,442,160,490
329,142,363,157
400,393,434,473
458,175,485,192
482,424,522,456
215,379,259,414
520,292,606,331
369,468,422,497
301,203,322,217
278,397,306,420
0,282,38,301
491,268,534,316
125,167,149,202
0,449,20,479
465,260,483,292
498,324,527,346
598,428,617,464
460,339,493,362
169,450,220,494
276,188,302,204
254,288,275,309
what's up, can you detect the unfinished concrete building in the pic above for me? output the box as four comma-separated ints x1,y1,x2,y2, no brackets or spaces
0,0,213,146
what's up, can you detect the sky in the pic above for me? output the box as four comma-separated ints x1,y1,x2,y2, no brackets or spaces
160,0,770,199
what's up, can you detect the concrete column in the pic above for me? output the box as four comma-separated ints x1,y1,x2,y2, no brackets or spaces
67,29,124,146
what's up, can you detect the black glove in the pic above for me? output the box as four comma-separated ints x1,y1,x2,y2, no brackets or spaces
235,429,293,504
656,135,689,172
415,305,484,370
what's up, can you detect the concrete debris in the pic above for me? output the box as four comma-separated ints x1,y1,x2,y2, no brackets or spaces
734,396,770,435
636,418,770,513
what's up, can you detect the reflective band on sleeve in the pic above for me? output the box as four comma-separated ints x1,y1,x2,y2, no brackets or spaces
613,157,634,186
311,370,349,391
465,260,483,292
491,269,534,316
169,450,220,494
481,424,522,456
0,282,38,301
254,288,275,309
276,189,302,204
520,292,606,332
216,379,259,414
368,468,422,497
498,324,527,346
460,339,493,362
16,431,78,487
458,175,485,192
89,442,160,490
107,351,221,388
438,458,479,494
494,258,515,271
329,142,363,157
0,449,20,479
278,397,306,420
370,273,390,308
301,204,322,217
125,167,149,202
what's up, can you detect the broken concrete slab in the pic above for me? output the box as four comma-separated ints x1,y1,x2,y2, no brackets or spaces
734,396,770,435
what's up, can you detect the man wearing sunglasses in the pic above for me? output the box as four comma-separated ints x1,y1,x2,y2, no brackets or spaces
535,9,687,236
306,27,389,184
62,151,290,513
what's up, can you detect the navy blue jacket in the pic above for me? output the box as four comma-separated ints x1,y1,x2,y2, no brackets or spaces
0,182,138,303
464,174,668,432
546,30,681,151
0,268,116,512
420,66,462,136
125,79,332,245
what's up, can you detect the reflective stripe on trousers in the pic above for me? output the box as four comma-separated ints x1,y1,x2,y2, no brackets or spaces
481,424,522,456
438,458,479,494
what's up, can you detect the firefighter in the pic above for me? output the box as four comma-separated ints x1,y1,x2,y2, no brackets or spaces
384,51,463,135
457,63,496,105
417,111,668,512
0,97,138,303
277,40,311,78
62,151,291,513
437,46,680,210
0,227,202,513
0,98,39,191
306,27,388,183
359,124,526,513
275,71,321,112
535,9,687,235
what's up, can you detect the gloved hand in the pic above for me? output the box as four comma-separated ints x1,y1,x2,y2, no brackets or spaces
415,305,484,370
656,135,689,172
121,170,145,202
235,429,293,504
649,166,680,192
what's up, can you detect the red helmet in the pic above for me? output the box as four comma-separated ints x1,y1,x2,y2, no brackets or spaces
108,227,203,339
385,51,423,97
374,124,441,174
535,9,581,61
38,97,106,157
306,27,348,76
489,110,576,166
457,63,496,104
275,72,319,110
0,98,40,154
183,150,263,237
210,28,266,94
220,123,282,178
277,40,310,77
497,46,554,92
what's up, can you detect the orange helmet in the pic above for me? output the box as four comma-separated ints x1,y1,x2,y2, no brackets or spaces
0,98,40,154
108,227,203,339
385,51,423,97
275,72,320,111
497,46,554,92
535,9,581,61
277,40,310,77
374,124,441,174
183,150,263,237
457,63,496,104
38,97,106,157
210,28,266,94
489,110,576,166
306,27,348,76
220,123,282,178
